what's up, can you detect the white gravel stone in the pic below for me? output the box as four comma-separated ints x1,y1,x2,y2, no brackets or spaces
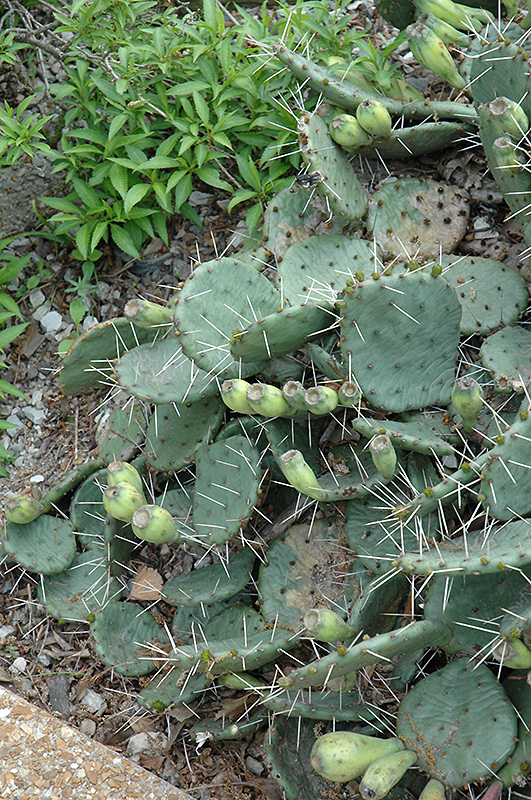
29,289,46,309
5,414,22,435
126,732,168,758
40,310,63,333
31,304,51,322
21,406,45,426
0,625,15,642
29,474,45,484
80,688,107,715
83,315,99,330
79,718,97,736
10,657,27,674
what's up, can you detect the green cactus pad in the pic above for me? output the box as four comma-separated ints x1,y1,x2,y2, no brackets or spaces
3,515,76,575
340,270,461,413
366,178,469,258
159,485,194,540
69,468,109,548
425,570,531,655
174,257,281,377
258,520,361,631
262,185,345,259
358,121,473,159
96,404,147,463
298,112,368,222
138,666,213,710
395,518,531,575
499,673,531,787
38,550,122,621
479,410,531,520
203,604,265,641
230,303,334,363
351,416,454,456
192,435,261,546
162,546,255,607
348,571,408,638
439,255,528,335
60,318,156,395
263,689,380,723
276,234,379,306
144,397,224,473
90,600,169,676
480,326,531,393
470,36,531,113
115,338,220,404
277,618,451,689
396,660,517,787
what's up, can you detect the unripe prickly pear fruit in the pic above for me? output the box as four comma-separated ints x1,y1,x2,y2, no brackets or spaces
131,504,180,544
220,379,255,414
489,97,530,141
304,386,338,415
310,732,404,783
370,434,397,479
451,377,483,432
338,381,362,407
124,298,174,329
492,637,531,669
304,607,356,643
329,114,372,151
282,380,307,411
356,100,393,139
492,137,526,175
414,0,491,31
5,493,45,525
359,749,418,799
107,461,143,494
416,11,470,47
103,483,146,522
406,22,466,90
246,383,292,417
280,450,327,501
418,779,446,800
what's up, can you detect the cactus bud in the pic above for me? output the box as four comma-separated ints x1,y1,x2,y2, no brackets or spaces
220,378,255,414
280,450,327,501
123,298,174,329
416,11,470,47
370,434,397,480
304,607,356,642
246,383,292,417
356,99,393,139
107,460,144,494
414,0,492,31
304,386,339,415
360,749,418,800
329,114,372,151
406,22,466,90
492,137,526,175
492,637,531,669
282,380,307,411
131,504,180,544
451,377,483,432
103,483,146,522
338,381,362,407
5,493,45,525
418,780,446,800
310,732,404,783
489,97,529,141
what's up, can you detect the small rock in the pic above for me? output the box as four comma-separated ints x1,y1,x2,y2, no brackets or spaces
37,653,51,667
188,190,213,206
79,688,107,715
40,310,63,333
5,414,22,436
29,474,45,484
10,657,27,674
126,731,168,758
21,406,45,426
0,625,15,642
79,718,97,736
82,315,99,330
245,755,264,776
29,289,46,309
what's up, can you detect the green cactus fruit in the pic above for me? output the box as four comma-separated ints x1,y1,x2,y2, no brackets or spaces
246,383,292,417
220,378,255,414
279,450,327,501
488,97,529,141
370,434,397,479
5,493,45,525
303,607,356,643
414,0,491,30
356,100,393,139
418,780,446,800
416,11,470,46
303,386,338,415
338,381,362,407
329,113,373,150
102,483,146,522
406,22,466,90
106,460,144,494
493,637,531,669
131,504,179,544
310,732,404,783
282,380,307,411
492,136,526,175
123,298,174,329
451,377,484,431
360,749,418,800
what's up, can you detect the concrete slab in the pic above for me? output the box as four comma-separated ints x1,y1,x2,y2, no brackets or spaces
0,686,193,799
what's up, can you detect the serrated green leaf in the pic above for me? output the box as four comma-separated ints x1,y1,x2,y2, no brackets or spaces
109,224,140,257
124,183,151,214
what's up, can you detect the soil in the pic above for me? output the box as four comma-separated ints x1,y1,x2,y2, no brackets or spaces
1,5,530,800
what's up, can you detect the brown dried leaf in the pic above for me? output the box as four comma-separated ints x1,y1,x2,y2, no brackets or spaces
128,566,163,602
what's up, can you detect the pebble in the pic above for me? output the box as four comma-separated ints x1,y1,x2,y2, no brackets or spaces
80,688,107,715
79,718,97,736
29,289,46,309
21,406,46,426
29,474,45,484
127,732,168,758
245,755,263,776
83,315,99,330
32,304,51,323
40,310,63,333
5,413,22,435
10,657,27,674
0,625,15,642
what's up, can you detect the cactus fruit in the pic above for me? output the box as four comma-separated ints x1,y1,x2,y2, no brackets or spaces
405,22,467,90
220,378,255,414
356,99,393,139
359,749,418,799
369,434,397,479
310,732,405,783
123,298,174,329
5,493,45,524
330,113,373,150
107,460,144,494
246,382,292,417
303,607,356,642
279,450,327,501
488,97,530,142
131,504,180,544
303,385,339,415
103,482,146,522
451,376,484,431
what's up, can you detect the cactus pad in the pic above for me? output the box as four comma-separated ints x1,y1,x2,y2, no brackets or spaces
96,404,147,462
90,600,168,676
340,270,461,412
162,546,255,606
3,515,77,575
480,326,531,393
396,660,517,787
479,410,531,520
